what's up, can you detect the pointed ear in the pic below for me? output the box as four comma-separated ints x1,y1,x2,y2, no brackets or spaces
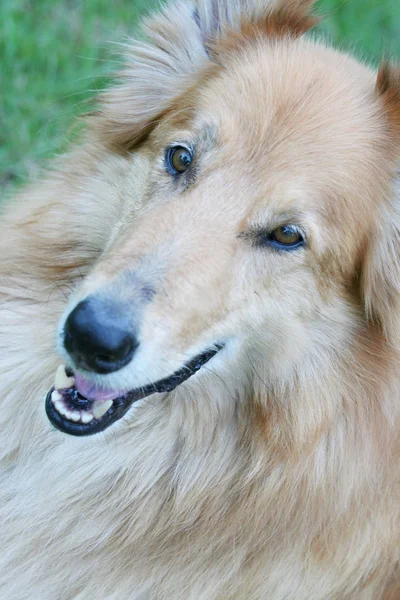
196,0,320,40
362,63,400,340
93,0,320,151
250,0,320,39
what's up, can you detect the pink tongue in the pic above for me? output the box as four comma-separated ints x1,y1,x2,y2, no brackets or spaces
74,373,123,402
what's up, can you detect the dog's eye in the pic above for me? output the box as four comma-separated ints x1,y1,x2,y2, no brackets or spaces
166,145,194,174
239,224,305,251
270,226,304,249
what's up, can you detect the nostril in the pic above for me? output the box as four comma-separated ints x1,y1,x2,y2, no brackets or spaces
95,354,115,364
94,337,135,365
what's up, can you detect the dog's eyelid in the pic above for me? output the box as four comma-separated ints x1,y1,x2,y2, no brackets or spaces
240,223,306,238
167,141,194,153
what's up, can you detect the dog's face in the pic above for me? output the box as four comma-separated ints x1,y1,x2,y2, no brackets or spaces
46,1,400,436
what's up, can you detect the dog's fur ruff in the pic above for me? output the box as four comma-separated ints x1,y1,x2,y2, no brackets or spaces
1,1,400,598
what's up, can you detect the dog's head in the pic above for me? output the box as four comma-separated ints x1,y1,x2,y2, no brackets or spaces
46,0,400,436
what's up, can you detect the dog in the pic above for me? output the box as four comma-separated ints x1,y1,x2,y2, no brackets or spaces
1,0,400,598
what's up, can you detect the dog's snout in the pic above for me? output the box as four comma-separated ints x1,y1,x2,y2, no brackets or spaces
64,297,138,374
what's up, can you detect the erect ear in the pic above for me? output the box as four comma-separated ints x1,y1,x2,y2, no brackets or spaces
93,0,319,151
195,0,319,40
362,63,400,341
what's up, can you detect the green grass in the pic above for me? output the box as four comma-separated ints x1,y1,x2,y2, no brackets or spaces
318,0,400,60
1,0,400,198
0,0,155,197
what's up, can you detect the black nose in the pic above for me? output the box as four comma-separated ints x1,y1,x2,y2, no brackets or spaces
64,298,138,374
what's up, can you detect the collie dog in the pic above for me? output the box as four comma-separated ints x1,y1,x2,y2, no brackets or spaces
1,1,400,598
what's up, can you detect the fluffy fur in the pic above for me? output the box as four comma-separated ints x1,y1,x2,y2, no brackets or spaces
1,1,400,598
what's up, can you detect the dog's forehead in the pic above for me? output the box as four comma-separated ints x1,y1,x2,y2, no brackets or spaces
189,38,391,227
203,40,376,139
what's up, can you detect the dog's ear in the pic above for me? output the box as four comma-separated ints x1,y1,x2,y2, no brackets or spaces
94,1,210,150
362,63,400,341
94,0,319,151
196,0,319,41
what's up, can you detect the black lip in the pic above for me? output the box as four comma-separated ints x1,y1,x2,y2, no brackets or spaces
45,344,223,437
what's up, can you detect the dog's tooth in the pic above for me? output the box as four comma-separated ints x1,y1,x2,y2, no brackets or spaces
54,365,75,390
65,409,77,422
55,401,68,417
93,400,113,420
54,399,64,413
69,412,80,422
80,412,94,424
51,390,62,404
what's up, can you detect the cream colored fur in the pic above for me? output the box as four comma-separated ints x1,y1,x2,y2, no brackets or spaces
1,1,400,598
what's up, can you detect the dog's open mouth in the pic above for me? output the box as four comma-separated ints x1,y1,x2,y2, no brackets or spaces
45,345,222,436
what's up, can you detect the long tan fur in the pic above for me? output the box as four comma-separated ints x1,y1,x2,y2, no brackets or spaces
1,1,400,598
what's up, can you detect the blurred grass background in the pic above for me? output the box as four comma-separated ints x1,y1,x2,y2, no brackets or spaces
1,0,400,198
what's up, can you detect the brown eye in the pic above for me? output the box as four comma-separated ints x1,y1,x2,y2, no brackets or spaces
167,145,194,174
271,225,304,248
